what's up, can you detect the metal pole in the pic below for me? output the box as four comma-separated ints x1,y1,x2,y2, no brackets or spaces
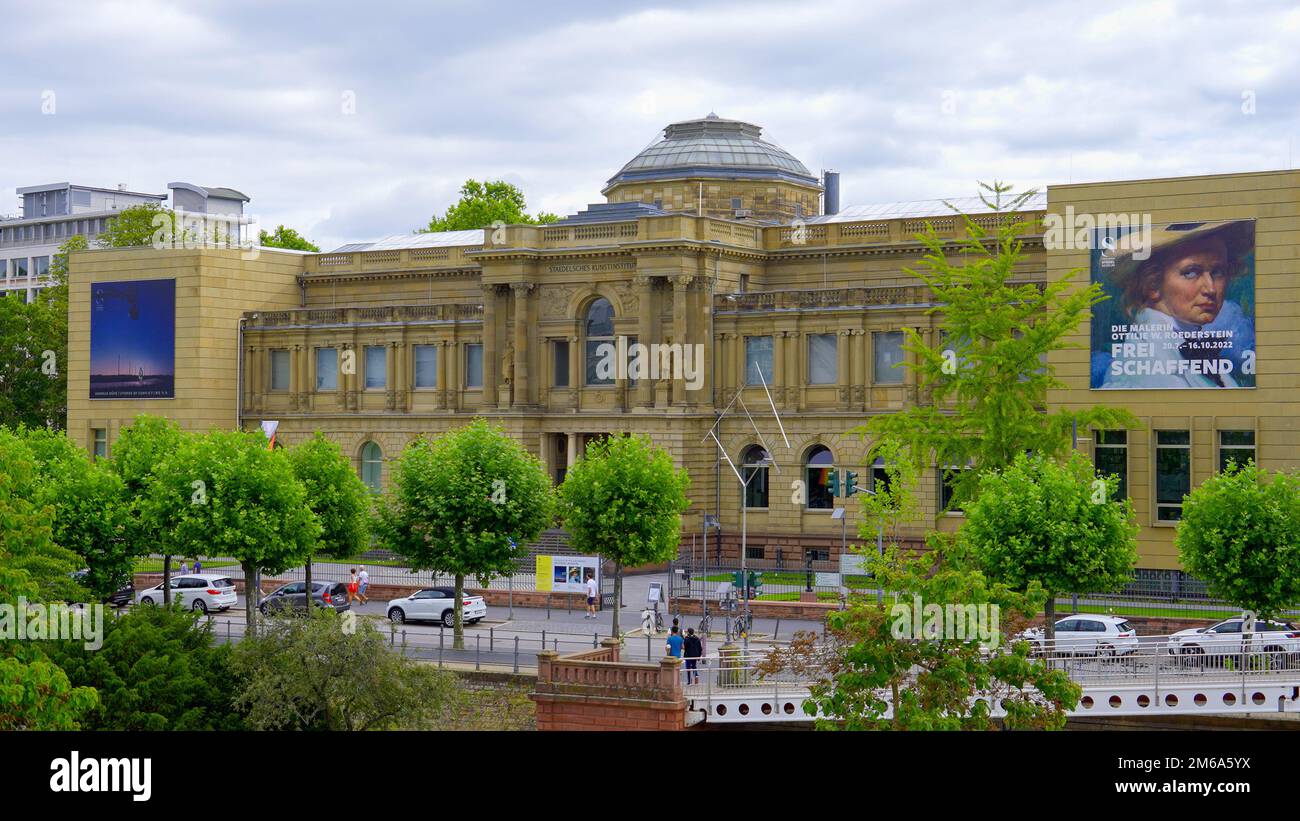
876,525,884,606
593,632,598,649
513,635,519,673
647,632,652,661
476,634,481,671
742,490,749,653
438,624,444,668
509,571,514,620
490,627,494,653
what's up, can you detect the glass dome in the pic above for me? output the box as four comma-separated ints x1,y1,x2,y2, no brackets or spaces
604,114,819,190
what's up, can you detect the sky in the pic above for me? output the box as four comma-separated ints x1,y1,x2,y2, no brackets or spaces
2,0,1298,251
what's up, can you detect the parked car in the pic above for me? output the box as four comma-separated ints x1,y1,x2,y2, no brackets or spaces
259,581,351,615
136,574,238,613
386,587,487,627
1165,617,1300,668
70,569,135,607
1019,614,1140,656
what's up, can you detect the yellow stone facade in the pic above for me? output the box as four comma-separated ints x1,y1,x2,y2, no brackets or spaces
62,123,1300,575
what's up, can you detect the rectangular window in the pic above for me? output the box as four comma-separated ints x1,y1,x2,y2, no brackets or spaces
1094,430,1128,501
1155,430,1191,522
413,345,437,388
553,340,570,387
807,333,837,385
939,465,970,513
465,344,483,388
1219,430,1255,472
745,335,773,385
13,258,27,278
870,459,891,497
315,348,338,391
873,331,905,384
270,350,290,391
92,429,107,460
364,346,386,389
34,256,50,277
745,546,765,560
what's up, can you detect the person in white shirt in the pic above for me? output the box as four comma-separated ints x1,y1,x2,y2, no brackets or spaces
585,573,598,619
356,566,370,604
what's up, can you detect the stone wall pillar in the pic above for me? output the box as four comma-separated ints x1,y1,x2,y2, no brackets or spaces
511,283,533,406
672,275,692,406
480,284,498,407
634,275,656,407
837,329,851,409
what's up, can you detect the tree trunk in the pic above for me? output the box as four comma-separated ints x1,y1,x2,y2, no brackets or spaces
611,562,623,638
244,561,257,634
453,573,465,650
162,554,172,605
1044,594,1056,642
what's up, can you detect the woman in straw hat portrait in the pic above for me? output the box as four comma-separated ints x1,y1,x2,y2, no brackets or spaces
1095,220,1255,390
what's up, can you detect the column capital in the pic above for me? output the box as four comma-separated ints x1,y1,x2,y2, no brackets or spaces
480,282,499,295
510,281,535,296
672,274,694,290
633,274,656,288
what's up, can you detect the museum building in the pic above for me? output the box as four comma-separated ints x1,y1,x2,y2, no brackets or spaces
65,113,1300,577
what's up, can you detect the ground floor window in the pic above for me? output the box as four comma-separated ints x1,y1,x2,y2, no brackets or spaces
1155,430,1190,521
1094,429,1128,501
1218,430,1255,472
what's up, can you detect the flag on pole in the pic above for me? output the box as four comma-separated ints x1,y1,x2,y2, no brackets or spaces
260,420,279,450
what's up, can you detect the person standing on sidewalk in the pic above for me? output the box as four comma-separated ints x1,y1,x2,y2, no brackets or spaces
665,626,684,659
193,558,202,574
347,568,358,604
356,566,370,604
683,628,703,684
585,573,598,619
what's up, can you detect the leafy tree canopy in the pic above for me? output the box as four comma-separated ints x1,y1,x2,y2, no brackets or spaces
258,225,320,252
418,179,558,233
1177,462,1300,618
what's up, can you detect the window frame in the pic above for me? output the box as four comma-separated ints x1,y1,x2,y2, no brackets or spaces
269,349,291,392
807,333,837,385
742,445,771,510
413,344,437,389
364,345,387,390
872,330,905,385
1154,430,1191,523
744,335,774,386
359,442,383,492
1217,430,1255,473
583,298,616,387
1093,429,1128,501
315,347,339,391
464,343,484,388
804,445,835,511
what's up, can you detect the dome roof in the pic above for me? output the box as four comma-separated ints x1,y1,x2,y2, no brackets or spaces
604,113,820,191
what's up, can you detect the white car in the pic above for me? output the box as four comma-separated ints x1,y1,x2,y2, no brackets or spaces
136,573,238,613
386,587,487,627
1020,614,1139,656
1166,617,1300,666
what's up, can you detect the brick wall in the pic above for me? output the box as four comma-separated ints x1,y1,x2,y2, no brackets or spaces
530,641,690,731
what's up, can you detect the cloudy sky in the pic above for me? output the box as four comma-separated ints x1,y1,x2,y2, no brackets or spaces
3,0,1298,250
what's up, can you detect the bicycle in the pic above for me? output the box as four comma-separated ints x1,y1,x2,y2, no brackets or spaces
698,613,712,636
733,610,753,638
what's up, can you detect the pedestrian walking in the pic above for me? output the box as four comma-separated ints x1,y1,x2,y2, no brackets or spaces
585,574,598,619
665,625,683,659
683,627,703,684
193,558,202,574
347,568,358,604
356,566,370,604
178,560,189,575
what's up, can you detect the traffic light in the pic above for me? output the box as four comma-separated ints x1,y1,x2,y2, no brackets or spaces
844,470,859,496
827,469,840,498
733,570,745,589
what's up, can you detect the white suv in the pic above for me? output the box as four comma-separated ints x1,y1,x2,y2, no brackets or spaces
1020,614,1139,656
1166,617,1300,668
136,574,238,613
386,587,487,627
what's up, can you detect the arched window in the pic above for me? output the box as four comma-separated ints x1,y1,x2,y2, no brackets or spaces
804,445,834,510
584,297,616,386
359,441,383,492
742,445,770,509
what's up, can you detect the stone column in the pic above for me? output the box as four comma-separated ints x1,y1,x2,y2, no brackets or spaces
837,329,851,410
854,330,868,411
480,284,498,407
568,335,581,409
436,339,449,410
567,431,578,469
634,275,655,407
771,331,785,408
447,341,460,411
387,340,400,411
511,283,533,406
672,275,692,406
289,345,301,410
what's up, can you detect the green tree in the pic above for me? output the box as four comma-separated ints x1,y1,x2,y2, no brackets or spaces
287,432,371,612
769,544,1080,730
230,609,459,730
0,428,84,602
376,419,552,648
42,605,245,730
110,415,187,603
861,182,1135,511
142,429,320,627
1177,462,1300,619
418,179,558,233
18,426,136,600
557,434,690,637
96,202,184,248
960,452,1138,640
258,225,320,252
0,432,98,729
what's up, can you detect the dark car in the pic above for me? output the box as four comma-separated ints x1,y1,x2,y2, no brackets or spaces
259,581,351,615
70,569,135,608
